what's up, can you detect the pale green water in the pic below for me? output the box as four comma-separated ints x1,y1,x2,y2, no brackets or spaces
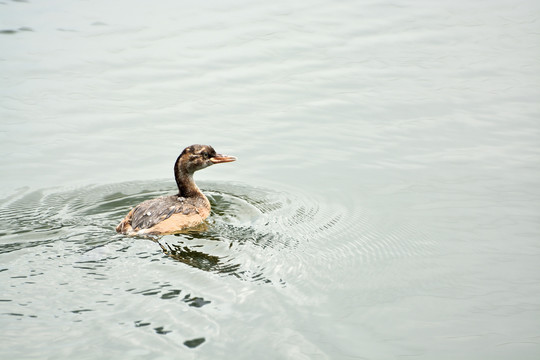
1,0,540,359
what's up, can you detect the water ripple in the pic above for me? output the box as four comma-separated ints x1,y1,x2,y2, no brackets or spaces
0,180,432,288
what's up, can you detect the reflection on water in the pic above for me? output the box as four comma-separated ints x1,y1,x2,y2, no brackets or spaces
159,241,234,275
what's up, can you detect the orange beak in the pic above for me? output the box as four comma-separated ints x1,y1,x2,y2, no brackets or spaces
210,154,237,164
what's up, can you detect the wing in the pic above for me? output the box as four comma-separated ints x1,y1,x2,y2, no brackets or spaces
130,196,198,230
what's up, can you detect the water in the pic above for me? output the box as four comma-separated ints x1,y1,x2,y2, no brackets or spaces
1,0,540,358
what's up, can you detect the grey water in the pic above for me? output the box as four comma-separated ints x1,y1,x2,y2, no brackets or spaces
1,0,540,359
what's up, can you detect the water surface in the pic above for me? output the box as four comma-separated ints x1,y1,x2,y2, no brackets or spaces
1,0,539,359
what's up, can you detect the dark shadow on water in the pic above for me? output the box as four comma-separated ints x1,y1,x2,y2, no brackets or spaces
184,337,206,348
0,27,33,34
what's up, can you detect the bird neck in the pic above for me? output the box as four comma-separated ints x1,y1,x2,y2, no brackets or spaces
176,172,204,198
174,158,203,198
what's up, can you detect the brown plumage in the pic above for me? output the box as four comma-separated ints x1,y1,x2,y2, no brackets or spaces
116,144,236,236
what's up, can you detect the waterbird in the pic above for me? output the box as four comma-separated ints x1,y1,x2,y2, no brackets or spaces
116,144,236,236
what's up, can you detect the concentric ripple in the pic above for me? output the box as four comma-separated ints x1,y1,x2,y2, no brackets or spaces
153,181,328,285
0,180,433,288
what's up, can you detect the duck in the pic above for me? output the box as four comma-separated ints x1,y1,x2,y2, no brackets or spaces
116,144,236,236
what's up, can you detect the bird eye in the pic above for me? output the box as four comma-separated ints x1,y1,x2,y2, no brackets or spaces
202,152,209,159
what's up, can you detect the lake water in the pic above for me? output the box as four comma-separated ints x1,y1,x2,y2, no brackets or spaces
1,0,539,358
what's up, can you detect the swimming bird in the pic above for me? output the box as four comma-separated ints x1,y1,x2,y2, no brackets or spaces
116,144,236,236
